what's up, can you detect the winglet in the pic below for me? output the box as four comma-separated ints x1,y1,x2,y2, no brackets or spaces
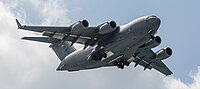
16,19,22,29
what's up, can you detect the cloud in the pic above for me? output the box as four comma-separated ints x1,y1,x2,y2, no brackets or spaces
0,1,68,89
28,0,71,25
163,67,200,89
0,0,200,89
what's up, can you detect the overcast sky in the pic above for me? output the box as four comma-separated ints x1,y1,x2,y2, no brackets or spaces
0,0,200,89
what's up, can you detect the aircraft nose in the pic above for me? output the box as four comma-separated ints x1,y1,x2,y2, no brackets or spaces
154,17,161,26
150,15,157,18
146,15,161,34
147,15,161,28
147,15,161,25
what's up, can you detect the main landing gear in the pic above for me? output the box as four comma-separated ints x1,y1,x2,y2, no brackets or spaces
91,48,107,61
116,59,130,69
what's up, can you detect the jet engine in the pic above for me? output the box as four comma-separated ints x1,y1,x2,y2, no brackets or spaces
155,47,172,60
70,20,89,34
145,36,161,48
97,21,117,35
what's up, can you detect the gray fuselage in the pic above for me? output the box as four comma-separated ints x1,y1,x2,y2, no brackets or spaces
57,15,161,71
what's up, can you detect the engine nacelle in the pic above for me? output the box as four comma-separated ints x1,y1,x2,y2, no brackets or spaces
98,21,117,35
70,20,89,34
155,47,172,60
145,36,161,48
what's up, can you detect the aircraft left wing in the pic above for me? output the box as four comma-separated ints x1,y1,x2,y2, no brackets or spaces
16,19,118,49
133,47,173,76
151,60,173,75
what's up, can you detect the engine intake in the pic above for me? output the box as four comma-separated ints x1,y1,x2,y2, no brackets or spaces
70,20,89,34
145,36,161,48
156,47,172,60
98,21,117,35
81,20,89,27
110,21,117,28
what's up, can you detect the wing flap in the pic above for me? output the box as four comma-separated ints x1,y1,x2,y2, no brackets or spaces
132,57,152,70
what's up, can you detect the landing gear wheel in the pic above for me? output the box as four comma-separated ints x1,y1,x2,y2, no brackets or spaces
92,53,102,61
91,50,106,61
97,56,102,61
117,63,124,69
117,64,120,68
102,53,107,58
120,65,124,69
93,56,100,61
150,35,155,40
124,62,130,66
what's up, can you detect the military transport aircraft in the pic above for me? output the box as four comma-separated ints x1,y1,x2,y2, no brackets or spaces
16,15,173,75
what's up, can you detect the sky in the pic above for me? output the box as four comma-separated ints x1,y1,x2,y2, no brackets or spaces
0,0,200,89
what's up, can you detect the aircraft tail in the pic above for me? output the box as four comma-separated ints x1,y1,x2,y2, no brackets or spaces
50,41,76,61
17,19,76,61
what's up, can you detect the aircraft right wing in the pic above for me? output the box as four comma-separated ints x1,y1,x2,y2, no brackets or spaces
16,19,70,33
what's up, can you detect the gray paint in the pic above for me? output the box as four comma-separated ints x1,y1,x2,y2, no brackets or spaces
18,15,172,75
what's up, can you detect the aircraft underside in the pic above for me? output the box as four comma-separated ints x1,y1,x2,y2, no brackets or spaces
17,15,173,76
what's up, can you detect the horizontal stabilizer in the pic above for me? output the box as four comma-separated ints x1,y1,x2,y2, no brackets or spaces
22,37,60,43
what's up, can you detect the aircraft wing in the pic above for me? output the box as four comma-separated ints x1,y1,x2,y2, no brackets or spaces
132,57,152,70
133,48,173,76
16,19,71,33
151,60,173,75
16,19,105,47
